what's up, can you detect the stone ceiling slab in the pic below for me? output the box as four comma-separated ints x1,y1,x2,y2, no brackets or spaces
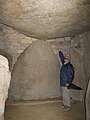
0,0,90,39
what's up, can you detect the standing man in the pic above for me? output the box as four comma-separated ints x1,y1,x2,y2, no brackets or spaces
0,54,11,120
59,51,74,111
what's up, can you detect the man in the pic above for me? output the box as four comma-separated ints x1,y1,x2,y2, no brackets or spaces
59,51,74,111
0,55,11,120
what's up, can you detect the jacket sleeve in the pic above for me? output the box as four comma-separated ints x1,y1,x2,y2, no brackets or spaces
59,51,65,64
67,64,75,84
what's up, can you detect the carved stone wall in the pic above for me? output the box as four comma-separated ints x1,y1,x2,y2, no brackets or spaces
9,41,60,100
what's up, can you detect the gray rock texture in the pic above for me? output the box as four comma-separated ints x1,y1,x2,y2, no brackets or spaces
84,32,90,120
9,41,60,100
0,55,11,120
0,0,90,39
86,79,90,120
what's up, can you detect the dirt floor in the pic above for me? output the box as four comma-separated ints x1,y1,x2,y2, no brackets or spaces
5,100,85,120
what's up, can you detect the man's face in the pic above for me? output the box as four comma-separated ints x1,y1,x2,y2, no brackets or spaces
64,58,69,63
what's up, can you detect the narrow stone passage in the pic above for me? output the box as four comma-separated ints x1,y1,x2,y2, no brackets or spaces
5,100,85,120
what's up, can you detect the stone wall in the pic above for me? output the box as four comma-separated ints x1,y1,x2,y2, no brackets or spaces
0,25,38,70
83,31,90,120
0,24,88,101
0,24,72,70
47,34,86,101
9,41,60,100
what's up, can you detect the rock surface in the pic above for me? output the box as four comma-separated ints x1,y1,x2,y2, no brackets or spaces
0,55,11,120
9,41,60,100
0,0,90,39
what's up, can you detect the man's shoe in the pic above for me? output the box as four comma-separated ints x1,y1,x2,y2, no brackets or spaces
64,106,71,111
61,104,64,109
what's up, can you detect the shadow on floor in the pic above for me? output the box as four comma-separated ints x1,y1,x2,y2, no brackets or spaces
5,100,85,120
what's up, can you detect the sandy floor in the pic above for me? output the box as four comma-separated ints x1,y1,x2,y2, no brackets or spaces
5,100,85,120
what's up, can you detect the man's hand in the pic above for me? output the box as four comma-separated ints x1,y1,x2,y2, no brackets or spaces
65,83,69,87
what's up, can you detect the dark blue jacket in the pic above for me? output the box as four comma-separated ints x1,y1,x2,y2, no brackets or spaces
59,51,74,86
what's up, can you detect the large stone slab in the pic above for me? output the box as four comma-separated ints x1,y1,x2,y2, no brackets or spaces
0,55,11,120
0,0,90,39
84,32,90,120
86,78,90,120
9,41,60,100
